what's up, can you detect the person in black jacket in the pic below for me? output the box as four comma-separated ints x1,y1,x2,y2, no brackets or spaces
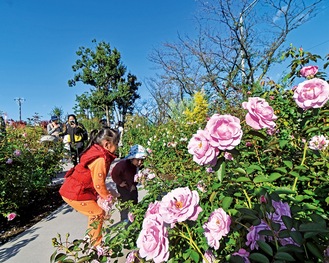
62,114,88,165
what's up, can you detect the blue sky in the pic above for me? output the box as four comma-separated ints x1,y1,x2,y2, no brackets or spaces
0,0,328,122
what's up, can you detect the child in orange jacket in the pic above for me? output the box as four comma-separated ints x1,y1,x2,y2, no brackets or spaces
59,127,119,246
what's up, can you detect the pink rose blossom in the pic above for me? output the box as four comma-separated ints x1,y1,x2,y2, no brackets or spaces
96,245,105,257
203,208,231,249
203,250,216,263
7,212,16,221
300,65,318,78
206,167,214,173
6,158,13,164
224,152,233,161
22,132,27,137
308,135,329,151
197,181,207,193
188,129,219,166
159,187,202,224
145,201,161,217
205,114,243,150
246,142,252,147
242,97,277,130
137,214,169,263
13,149,21,156
293,78,329,110
126,250,139,263
146,148,152,154
128,212,135,223
232,248,250,263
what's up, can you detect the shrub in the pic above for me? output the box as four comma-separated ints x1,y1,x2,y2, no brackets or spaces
51,48,329,263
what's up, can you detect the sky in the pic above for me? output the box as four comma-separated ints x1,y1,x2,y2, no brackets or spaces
0,0,328,122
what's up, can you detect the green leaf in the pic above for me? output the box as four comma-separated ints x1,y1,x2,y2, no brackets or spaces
217,161,226,182
289,171,299,177
306,242,324,260
249,253,270,263
253,176,269,183
235,177,251,182
299,222,329,232
257,240,273,256
290,231,303,245
246,164,263,174
268,172,283,182
274,187,296,195
279,140,288,148
274,252,295,261
209,191,217,203
304,127,319,133
281,215,293,230
274,167,287,173
303,190,315,196
233,167,247,175
189,249,200,262
283,160,293,169
222,196,233,210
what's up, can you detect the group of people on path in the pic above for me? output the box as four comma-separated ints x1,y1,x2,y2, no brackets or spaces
49,115,147,247
46,114,88,165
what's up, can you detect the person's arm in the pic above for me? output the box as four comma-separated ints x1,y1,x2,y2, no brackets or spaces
111,162,127,188
47,124,56,135
88,158,110,199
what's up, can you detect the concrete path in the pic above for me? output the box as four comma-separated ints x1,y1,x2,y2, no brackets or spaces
0,161,146,263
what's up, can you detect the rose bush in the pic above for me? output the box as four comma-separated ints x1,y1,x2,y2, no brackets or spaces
0,124,64,222
52,47,329,263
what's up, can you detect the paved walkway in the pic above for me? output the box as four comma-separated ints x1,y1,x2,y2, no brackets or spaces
0,161,145,263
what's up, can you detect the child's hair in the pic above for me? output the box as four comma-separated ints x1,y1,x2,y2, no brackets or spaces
81,127,120,155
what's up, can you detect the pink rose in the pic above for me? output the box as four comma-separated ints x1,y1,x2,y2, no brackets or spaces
159,187,202,224
293,78,329,110
7,212,17,221
13,149,21,157
188,129,219,166
128,212,135,223
203,208,231,249
203,250,216,263
308,135,329,150
137,214,169,263
300,65,318,78
126,250,139,263
224,152,233,161
145,201,161,217
205,114,243,150
242,97,277,130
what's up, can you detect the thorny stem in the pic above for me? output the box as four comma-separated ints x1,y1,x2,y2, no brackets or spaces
178,223,210,263
292,142,308,191
243,189,252,209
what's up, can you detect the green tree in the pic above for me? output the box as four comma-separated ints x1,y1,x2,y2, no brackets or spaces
68,39,141,126
50,106,64,122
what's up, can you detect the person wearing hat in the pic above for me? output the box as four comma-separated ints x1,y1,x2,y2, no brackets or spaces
111,144,148,221
47,115,62,139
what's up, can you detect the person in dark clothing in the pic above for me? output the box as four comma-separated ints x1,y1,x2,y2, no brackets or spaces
62,114,88,166
111,144,148,221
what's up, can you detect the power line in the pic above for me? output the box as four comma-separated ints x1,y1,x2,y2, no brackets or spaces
308,39,329,51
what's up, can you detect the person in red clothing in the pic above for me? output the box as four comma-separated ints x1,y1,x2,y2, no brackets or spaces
59,127,120,246
111,144,148,222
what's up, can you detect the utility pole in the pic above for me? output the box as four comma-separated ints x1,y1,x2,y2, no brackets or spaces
14,97,25,122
